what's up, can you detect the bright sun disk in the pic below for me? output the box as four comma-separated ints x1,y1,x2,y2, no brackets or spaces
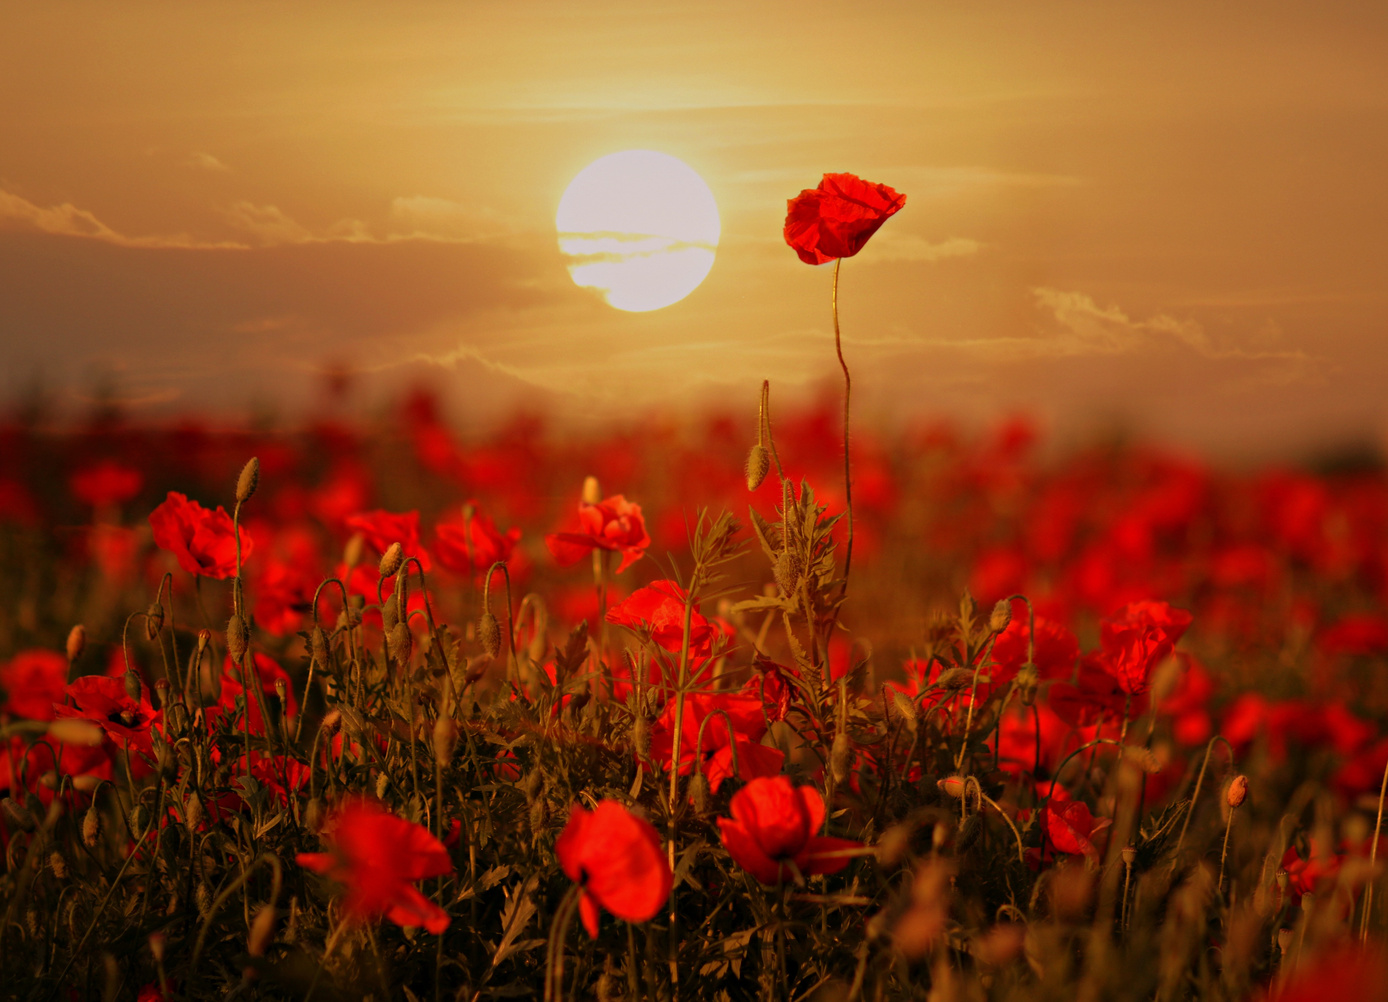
556,150,719,312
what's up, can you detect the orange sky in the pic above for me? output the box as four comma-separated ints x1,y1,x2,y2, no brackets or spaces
2,2,1386,457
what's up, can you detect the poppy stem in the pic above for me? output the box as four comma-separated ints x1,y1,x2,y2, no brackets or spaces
544,885,581,1002
830,257,854,603
1361,754,1388,941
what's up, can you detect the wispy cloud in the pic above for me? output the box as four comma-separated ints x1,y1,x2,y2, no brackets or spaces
0,188,245,249
188,152,231,172
858,233,982,264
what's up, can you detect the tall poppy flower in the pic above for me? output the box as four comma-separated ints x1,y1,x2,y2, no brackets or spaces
149,492,251,580
784,173,906,265
545,494,650,574
555,800,671,939
1096,600,1193,695
717,776,862,885
296,799,453,933
606,580,714,656
53,674,160,753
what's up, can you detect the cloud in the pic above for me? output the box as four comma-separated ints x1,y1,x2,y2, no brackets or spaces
0,188,245,249
857,233,982,264
188,152,231,172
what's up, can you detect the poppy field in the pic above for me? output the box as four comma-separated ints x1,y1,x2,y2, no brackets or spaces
3,175,1388,1002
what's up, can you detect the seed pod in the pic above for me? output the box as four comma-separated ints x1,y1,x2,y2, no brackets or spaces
123,668,143,702
82,805,102,847
248,904,276,957
235,456,260,505
581,475,602,506
129,803,149,837
48,850,67,879
1121,846,1137,866
989,599,1012,634
388,622,413,668
1226,774,1249,809
830,731,852,785
66,624,86,662
433,716,459,768
310,625,330,667
478,612,502,660
2,797,36,832
379,542,404,579
375,772,390,800
745,444,770,491
226,614,249,662
144,602,165,641
689,773,710,814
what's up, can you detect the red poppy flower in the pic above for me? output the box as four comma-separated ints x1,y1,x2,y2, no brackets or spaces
433,504,521,578
0,650,69,721
546,494,650,574
717,776,862,885
53,674,160,750
70,460,143,509
344,509,430,571
296,799,453,933
784,173,906,266
606,580,714,657
555,800,671,939
1096,600,1193,695
1042,799,1108,862
149,492,251,580
647,694,784,793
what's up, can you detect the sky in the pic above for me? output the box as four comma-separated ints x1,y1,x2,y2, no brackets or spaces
1,1,1386,458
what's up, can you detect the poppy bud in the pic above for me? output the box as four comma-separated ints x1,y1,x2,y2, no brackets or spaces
248,904,276,958
774,551,801,597
1,797,36,832
989,600,1011,634
935,667,974,691
129,804,149,837
830,731,852,785
1016,664,1039,707
745,444,770,491
1276,928,1293,955
226,614,249,662
433,716,459,767
153,677,170,709
197,882,213,918
144,601,165,641
379,542,404,579
48,850,67,879
689,772,710,814
274,678,287,706
235,456,260,505
196,628,211,655
304,797,324,834
66,624,86,662
320,709,341,735
123,668,143,702
1226,775,1249,809
582,475,602,506
82,806,102,847
387,622,412,669
633,714,649,761
382,596,400,633
185,793,204,833
938,775,967,799
891,690,918,733
478,612,502,660
344,533,365,570
310,625,329,667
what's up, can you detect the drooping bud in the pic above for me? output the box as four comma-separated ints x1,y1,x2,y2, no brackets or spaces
144,602,165,641
83,805,102,847
248,904,277,958
581,475,602,506
382,597,399,633
379,542,404,579
938,775,967,800
1226,774,1249,809
1,797,36,832
375,772,390,800
388,622,413,668
197,881,213,918
48,850,67,879
830,731,852,785
185,793,204,833
1016,664,1039,707
892,690,919,733
235,456,260,505
320,710,341,736
478,612,502,660
129,803,149,837
66,624,86,663
343,533,365,570
123,668,143,702
745,444,770,491
433,716,459,768
989,599,1012,634
226,614,249,663
310,625,330,667
934,667,974,691
689,772,710,814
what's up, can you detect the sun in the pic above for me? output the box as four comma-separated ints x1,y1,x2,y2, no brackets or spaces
557,150,720,312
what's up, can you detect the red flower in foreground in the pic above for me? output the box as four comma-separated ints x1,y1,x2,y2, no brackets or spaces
296,800,453,933
149,492,251,579
546,494,650,574
54,674,160,747
784,173,906,266
555,800,671,939
1096,600,1193,695
1041,799,1109,863
717,776,862,885
606,580,714,656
